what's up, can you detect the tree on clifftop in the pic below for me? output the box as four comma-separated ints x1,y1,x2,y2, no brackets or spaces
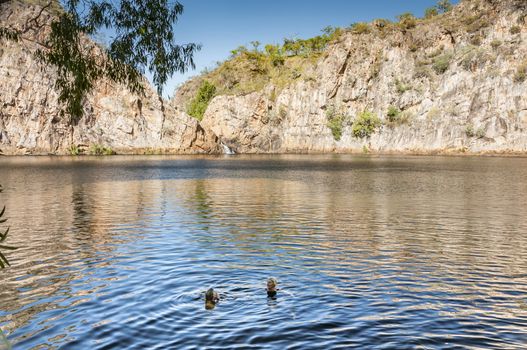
0,0,200,122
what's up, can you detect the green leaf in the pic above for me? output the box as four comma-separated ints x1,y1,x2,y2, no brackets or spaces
0,227,9,243
0,251,10,267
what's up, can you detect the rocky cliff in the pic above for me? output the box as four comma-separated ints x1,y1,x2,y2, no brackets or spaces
2,0,527,156
175,0,527,154
0,0,219,155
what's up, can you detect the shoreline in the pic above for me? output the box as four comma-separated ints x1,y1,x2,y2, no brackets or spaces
1,148,527,158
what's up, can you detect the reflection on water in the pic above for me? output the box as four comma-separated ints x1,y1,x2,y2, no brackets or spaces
0,155,527,349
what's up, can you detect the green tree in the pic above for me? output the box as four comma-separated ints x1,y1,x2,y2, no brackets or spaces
424,7,439,19
350,22,371,34
326,106,347,141
264,44,279,56
436,0,453,13
250,41,261,52
230,45,248,57
386,106,401,123
282,38,299,56
187,81,216,121
0,0,200,123
433,53,453,74
397,12,417,29
265,44,284,67
352,111,381,138
321,26,336,36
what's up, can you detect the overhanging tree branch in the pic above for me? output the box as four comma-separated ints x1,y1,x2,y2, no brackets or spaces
0,185,17,269
1,0,201,123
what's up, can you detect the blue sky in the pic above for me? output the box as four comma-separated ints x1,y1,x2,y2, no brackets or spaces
160,0,459,97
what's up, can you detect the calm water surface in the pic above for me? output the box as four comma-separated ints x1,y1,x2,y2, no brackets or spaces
0,155,526,349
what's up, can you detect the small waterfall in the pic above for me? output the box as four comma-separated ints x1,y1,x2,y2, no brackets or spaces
221,142,235,155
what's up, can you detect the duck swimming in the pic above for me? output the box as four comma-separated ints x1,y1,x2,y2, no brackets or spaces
205,288,219,309
267,277,277,297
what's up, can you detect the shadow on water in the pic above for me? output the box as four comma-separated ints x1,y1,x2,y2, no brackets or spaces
0,155,526,349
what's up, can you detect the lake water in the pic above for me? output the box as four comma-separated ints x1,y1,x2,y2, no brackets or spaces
0,155,526,349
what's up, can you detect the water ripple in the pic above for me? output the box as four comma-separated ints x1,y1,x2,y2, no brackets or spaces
0,155,526,349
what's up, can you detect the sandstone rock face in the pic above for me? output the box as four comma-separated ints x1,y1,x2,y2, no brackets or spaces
0,1,219,155
184,0,527,154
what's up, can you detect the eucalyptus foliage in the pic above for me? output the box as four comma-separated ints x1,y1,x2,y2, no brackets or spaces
0,185,17,269
1,0,200,122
